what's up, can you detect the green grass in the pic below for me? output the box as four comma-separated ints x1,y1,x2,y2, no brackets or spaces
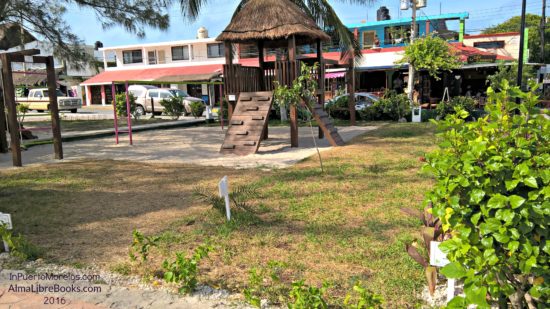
0,122,437,306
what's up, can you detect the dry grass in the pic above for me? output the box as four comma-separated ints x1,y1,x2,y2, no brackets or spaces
0,123,437,306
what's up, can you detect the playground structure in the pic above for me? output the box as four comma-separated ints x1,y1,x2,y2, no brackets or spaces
0,49,62,167
217,0,352,155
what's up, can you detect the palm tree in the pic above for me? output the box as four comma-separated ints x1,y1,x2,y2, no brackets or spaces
178,0,375,57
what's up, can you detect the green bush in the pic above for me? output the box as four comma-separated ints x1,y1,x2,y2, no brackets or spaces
326,95,353,120
189,101,205,118
436,96,476,119
375,93,411,121
0,225,42,260
128,230,160,262
357,105,380,121
162,244,212,294
343,281,384,309
160,96,184,120
115,93,137,119
287,280,329,309
424,80,549,307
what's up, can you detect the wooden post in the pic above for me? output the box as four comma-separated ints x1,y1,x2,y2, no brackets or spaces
0,54,22,166
288,35,298,147
46,56,63,160
347,57,356,125
0,75,8,153
224,42,235,120
258,40,269,140
317,39,325,139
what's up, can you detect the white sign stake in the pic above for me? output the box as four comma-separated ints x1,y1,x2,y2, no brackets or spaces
0,213,13,252
430,241,455,303
218,176,231,221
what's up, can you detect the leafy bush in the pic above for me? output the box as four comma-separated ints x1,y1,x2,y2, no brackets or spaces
193,184,259,215
326,95,353,119
343,281,384,309
128,230,160,262
0,224,42,260
287,280,329,309
424,81,549,307
375,92,411,121
243,260,288,307
436,96,476,119
115,93,137,119
160,96,184,120
189,101,205,118
162,244,212,294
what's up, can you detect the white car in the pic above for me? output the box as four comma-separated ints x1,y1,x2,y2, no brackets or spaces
325,92,380,111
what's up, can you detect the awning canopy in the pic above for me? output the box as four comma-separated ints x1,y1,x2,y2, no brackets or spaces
81,64,223,86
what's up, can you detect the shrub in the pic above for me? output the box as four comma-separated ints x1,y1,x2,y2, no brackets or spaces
436,96,476,119
160,96,184,120
374,93,411,121
128,230,160,262
326,95,353,119
423,80,549,307
287,280,329,309
115,93,137,119
193,184,259,215
189,101,205,118
162,244,212,294
0,225,42,260
343,281,384,309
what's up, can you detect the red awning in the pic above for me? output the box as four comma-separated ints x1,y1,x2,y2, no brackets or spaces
81,64,223,85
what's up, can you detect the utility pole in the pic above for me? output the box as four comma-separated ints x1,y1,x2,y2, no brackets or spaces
541,0,546,64
406,0,418,104
517,0,528,89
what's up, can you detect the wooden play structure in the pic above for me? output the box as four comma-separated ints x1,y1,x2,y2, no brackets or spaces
0,49,62,167
217,0,348,155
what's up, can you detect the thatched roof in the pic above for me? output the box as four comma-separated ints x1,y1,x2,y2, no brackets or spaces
216,0,330,44
0,23,36,50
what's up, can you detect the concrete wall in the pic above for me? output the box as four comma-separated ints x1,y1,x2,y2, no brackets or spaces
463,34,521,60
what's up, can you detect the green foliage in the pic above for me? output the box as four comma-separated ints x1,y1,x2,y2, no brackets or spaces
374,91,411,121
287,280,329,309
343,281,384,309
16,104,29,125
115,93,137,119
243,260,288,307
160,96,184,120
399,36,461,80
189,101,204,118
483,14,550,63
436,96,476,119
162,244,212,294
0,224,42,260
326,95,353,119
192,184,260,215
486,62,536,91
424,80,550,307
273,62,319,110
128,230,160,262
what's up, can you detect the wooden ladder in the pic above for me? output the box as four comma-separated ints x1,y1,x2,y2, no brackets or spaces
309,103,345,147
220,91,273,155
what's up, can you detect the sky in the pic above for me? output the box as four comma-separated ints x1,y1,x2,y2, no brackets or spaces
64,0,548,47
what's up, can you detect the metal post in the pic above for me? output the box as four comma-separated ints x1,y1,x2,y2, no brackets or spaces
517,0,528,89
407,0,417,104
111,82,119,144
46,56,63,160
125,81,133,145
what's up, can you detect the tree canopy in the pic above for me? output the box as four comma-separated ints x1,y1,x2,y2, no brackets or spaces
483,14,550,63
398,36,461,80
0,0,171,65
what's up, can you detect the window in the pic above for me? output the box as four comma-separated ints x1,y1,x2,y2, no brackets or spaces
148,51,157,64
473,41,505,49
159,91,172,99
171,46,190,61
362,31,377,48
147,90,159,98
384,25,419,45
122,50,143,64
207,43,224,58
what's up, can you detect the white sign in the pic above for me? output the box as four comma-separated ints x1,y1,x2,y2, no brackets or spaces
218,176,231,221
412,107,422,123
228,95,236,101
430,241,449,267
0,213,12,252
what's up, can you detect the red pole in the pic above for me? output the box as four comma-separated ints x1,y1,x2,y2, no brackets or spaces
219,84,224,130
125,81,133,145
111,82,119,144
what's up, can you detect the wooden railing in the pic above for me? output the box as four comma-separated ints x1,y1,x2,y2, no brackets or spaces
224,61,303,94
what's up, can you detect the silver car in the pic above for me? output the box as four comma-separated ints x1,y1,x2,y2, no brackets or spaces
166,89,205,116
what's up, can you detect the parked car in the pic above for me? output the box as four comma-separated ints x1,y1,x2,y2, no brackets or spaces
163,89,205,116
15,88,82,113
325,92,380,111
128,85,158,116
